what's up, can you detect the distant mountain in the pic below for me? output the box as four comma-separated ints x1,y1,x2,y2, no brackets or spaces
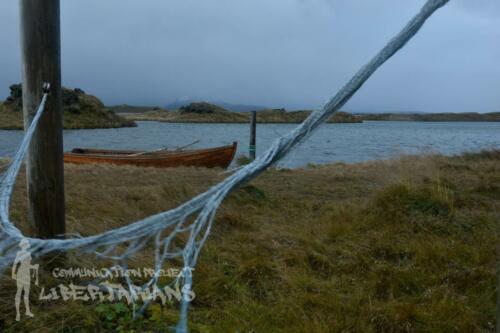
165,100,267,112
108,104,163,113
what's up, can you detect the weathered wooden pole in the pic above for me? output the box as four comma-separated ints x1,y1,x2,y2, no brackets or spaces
497,246,500,333
20,0,65,238
249,111,256,160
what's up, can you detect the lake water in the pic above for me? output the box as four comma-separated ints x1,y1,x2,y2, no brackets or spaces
1,121,499,168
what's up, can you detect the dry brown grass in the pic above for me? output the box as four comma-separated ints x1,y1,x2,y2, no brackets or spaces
126,109,362,124
0,104,21,130
0,151,498,332
128,110,249,123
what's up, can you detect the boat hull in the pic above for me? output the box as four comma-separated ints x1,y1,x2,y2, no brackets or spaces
64,142,237,169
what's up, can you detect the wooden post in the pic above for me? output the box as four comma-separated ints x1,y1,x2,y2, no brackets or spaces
249,111,256,160
20,0,65,239
497,246,500,333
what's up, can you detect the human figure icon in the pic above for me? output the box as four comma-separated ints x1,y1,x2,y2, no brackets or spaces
11,238,38,321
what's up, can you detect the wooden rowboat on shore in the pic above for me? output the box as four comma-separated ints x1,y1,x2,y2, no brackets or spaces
64,142,237,169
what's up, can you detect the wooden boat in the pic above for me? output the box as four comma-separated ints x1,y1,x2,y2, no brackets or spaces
64,142,237,169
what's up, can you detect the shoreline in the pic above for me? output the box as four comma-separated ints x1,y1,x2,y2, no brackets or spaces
2,117,500,130
117,103,500,124
0,108,136,130
125,111,500,124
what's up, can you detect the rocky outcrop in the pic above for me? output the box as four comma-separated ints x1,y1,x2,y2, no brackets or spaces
179,102,228,114
4,84,22,110
1,84,136,129
4,84,104,114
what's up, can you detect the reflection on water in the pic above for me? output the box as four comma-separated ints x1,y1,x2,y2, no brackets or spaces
1,121,499,168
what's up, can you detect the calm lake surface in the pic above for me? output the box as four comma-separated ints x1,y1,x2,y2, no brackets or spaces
1,121,499,168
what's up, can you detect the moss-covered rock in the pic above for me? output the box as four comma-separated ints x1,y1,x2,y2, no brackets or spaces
179,102,228,114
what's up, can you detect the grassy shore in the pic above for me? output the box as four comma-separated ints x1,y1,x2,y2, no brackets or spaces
0,151,498,332
125,102,363,124
360,112,500,122
120,102,500,124
0,103,136,130
127,109,362,124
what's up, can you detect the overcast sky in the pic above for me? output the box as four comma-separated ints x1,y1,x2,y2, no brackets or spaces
0,0,499,112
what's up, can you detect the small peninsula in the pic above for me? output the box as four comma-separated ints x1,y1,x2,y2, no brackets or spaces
0,84,136,130
124,102,363,124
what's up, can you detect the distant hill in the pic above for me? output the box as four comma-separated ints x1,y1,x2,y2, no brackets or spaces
108,105,165,114
126,102,363,124
165,100,267,112
0,84,136,130
131,102,248,123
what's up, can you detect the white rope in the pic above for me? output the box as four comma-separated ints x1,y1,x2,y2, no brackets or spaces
0,83,50,240
0,1,450,331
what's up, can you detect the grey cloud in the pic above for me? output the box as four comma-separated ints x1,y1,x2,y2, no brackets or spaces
0,0,498,112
